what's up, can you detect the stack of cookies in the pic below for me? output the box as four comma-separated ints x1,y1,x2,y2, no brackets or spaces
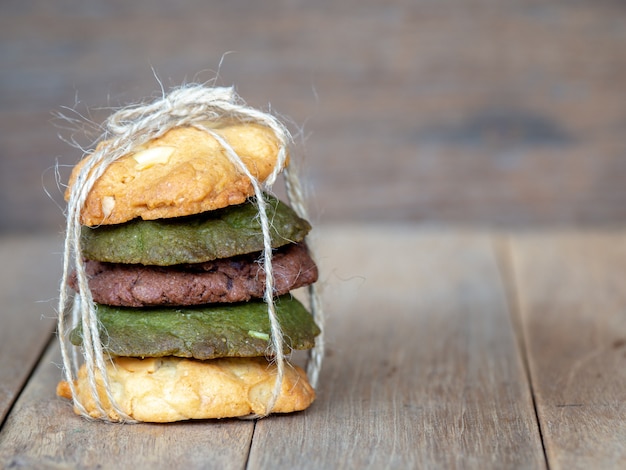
56,122,321,422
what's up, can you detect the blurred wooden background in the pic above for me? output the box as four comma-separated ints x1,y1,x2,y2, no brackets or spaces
1,0,625,233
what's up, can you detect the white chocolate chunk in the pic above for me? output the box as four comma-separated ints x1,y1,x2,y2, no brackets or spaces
132,146,175,170
248,330,270,341
101,196,116,218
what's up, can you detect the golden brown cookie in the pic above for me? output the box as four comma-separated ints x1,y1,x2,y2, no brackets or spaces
56,356,315,422
66,122,288,226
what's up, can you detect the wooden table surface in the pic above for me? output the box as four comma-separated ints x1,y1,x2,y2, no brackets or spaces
1,226,625,469
3,2,625,468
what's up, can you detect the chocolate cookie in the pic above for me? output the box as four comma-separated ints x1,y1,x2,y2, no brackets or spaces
74,243,318,307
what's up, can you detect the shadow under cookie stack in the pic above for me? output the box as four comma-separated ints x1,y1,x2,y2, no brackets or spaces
56,88,322,422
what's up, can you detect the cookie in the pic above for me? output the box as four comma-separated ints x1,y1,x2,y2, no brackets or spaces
66,122,288,226
69,296,321,360
73,243,318,307
56,356,315,422
80,195,311,266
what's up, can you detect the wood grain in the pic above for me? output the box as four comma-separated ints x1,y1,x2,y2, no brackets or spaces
6,228,626,468
0,234,255,469
2,1,626,231
0,235,60,423
510,231,626,469
248,225,545,469
0,342,255,469
0,227,547,469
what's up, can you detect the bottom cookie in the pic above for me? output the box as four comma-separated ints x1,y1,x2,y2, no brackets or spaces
57,356,315,422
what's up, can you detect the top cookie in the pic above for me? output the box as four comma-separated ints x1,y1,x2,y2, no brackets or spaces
66,122,287,226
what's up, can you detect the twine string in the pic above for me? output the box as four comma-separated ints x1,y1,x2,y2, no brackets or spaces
283,164,324,388
57,85,323,421
192,124,286,416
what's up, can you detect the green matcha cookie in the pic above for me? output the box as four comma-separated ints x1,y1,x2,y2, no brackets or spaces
70,296,320,360
80,196,311,265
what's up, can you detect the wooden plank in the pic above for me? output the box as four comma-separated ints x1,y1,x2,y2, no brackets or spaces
248,225,545,469
0,234,60,423
0,341,255,469
509,231,626,469
3,2,626,231
0,233,255,468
